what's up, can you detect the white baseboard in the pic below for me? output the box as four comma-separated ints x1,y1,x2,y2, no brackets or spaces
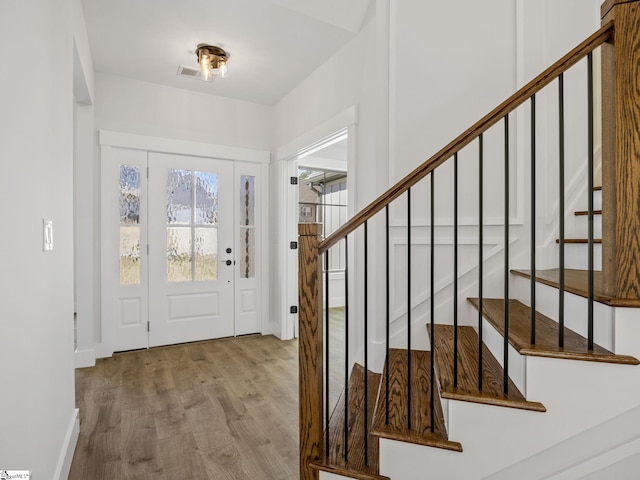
94,342,113,359
547,437,640,480
483,404,640,480
74,348,96,368
54,408,79,480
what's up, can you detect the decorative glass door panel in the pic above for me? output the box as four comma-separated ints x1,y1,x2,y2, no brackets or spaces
148,153,234,347
235,165,261,336
166,169,218,282
101,147,149,352
119,165,141,285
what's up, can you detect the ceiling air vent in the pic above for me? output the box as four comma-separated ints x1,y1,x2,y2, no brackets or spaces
176,65,217,82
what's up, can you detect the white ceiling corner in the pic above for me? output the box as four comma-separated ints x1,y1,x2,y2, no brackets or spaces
81,0,372,105
265,0,372,33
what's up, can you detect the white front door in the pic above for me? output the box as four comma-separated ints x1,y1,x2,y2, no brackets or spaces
102,148,262,353
148,153,234,347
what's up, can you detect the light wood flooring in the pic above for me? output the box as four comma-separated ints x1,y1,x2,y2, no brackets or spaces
69,334,300,480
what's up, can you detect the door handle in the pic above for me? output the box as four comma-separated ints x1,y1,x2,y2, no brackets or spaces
225,260,232,266
226,248,232,254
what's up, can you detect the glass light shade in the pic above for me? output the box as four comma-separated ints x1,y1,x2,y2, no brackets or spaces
196,45,229,82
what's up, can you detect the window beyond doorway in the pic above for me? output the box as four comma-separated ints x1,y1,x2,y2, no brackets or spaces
298,168,347,271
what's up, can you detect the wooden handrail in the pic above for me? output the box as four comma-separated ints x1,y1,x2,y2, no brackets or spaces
319,21,613,254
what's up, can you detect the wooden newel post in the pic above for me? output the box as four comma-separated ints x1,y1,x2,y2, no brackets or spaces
298,223,323,480
601,0,640,299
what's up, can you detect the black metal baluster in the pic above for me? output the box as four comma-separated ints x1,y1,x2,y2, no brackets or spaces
407,189,412,431
587,52,595,350
531,94,537,345
504,115,510,395
364,221,369,466
325,251,330,456
386,205,390,425
344,236,349,461
478,134,484,392
559,73,566,348
430,171,435,433
454,153,459,388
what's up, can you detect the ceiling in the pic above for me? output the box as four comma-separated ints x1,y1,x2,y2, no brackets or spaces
81,0,372,105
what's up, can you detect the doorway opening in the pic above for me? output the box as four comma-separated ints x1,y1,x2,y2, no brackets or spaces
279,107,357,344
297,136,349,405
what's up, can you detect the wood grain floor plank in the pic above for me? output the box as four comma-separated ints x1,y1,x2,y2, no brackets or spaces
157,432,208,479
250,402,300,468
69,335,300,480
151,388,191,440
121,406,163,478
197,430,255,480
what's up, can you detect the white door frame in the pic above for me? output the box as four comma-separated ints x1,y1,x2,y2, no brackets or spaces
276,106,358,340
97,130,269,358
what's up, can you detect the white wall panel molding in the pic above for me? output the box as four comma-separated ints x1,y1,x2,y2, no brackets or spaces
387,233,516,328
99,130,270,164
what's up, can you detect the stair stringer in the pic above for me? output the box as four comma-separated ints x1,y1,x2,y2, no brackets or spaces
378,310,640,479
482,403,640,480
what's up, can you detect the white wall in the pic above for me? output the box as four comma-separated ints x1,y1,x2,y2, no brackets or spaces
72,0,95,104
386,0,520,346
73,0,98,368
74,102,97,367
95,73,274,150
519,0,602,271
0,0,78,477
275,2,385,211
391,0,517,182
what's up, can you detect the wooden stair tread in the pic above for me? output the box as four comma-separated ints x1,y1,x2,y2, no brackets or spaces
371,349,462,452
428,324,545,412
574,210,602,216
469,298,639,365
311,363,389,480
556,238,602,243
511,268,640,307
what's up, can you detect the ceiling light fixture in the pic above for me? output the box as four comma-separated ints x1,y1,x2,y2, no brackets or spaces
195,44,230,81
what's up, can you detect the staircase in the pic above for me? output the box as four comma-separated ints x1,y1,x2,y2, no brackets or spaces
298,2,640,479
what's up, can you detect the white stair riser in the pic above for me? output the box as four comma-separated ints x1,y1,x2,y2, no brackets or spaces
593,189,602,211
562,243,602,270
573,213,602,238
513,273,614,351
442,397,450,433
480,316,527,395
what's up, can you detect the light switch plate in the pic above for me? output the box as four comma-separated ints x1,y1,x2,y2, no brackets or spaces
43,219,53,251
